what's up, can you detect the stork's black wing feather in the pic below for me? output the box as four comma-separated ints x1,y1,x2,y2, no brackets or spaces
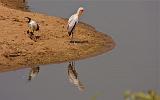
68,22,77,36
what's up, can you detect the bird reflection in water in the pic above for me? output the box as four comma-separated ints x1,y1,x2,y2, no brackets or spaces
67,61,85,91
28,65,40,81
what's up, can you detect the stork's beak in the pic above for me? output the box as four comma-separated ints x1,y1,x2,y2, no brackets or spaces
81,9,84,12
25,17,30,19
79,9,84,16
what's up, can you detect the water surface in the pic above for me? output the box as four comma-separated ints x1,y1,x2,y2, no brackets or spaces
0,0,159,100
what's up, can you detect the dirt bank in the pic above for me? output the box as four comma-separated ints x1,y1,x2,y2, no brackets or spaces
0,0,28,11
0,1,115,72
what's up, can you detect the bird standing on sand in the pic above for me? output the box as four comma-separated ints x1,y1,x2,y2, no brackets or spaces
67,62,85,91
28,66,40,81
25,17,39,34
67,7,84,42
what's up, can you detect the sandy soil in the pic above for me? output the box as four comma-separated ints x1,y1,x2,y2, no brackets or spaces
0,0,28,11
0,0,115,72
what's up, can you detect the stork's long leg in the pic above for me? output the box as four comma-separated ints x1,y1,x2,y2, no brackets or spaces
32,29,34,34
73,62,76,70
28,28,31,34
71,62,74,66
73,61,75,67
71,32,76,43
71,32,74,42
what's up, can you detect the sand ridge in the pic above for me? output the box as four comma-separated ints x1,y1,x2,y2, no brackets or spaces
0,1,115,72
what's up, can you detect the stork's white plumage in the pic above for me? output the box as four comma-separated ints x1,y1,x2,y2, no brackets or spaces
25,17,39,34
67,7,84,42
28,66,40,81
67,62,85,91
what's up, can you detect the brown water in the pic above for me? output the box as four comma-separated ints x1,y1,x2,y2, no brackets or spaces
0,0,159,100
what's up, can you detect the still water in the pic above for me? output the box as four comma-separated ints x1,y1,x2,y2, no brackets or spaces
0,0,159,100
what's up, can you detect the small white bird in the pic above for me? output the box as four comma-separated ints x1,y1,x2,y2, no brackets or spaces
28,65,40,81
25,17,39,34
67,7,84,42
67,62,85,91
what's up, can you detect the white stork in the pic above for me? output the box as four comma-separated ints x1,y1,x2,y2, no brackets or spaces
25,17,39,34
67,62,85,91
67,7,84,42
28,65,40,81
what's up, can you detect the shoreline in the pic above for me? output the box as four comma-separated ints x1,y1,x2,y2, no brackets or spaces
0,0,115,73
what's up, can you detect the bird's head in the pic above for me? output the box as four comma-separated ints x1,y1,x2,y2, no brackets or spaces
25,17,31,23
77,7,84,17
